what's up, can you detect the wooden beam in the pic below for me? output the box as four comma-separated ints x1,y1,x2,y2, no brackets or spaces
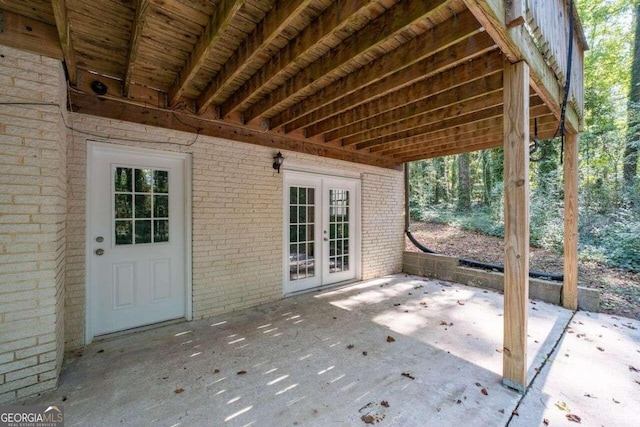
346,92,506,148
398,139,503,161
303,49,502,137
387,120,558,159
373,112,556,156
68,89,399,170
123,0,150,97
325,71,503,141
273,9,484,130
563,132,579,310
213,0,374,116
502,60,530,393
0,9,63,60
241,0,449,123
51,0,76,84
463,0,581,133
168,0,247,106
196,0,313,107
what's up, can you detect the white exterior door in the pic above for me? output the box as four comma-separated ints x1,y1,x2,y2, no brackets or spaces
88,143,190,337
284,172,359,294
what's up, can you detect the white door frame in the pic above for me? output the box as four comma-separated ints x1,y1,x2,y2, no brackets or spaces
282,170,361,295
85,141,193,344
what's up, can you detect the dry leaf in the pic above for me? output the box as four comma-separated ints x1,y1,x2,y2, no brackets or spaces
566,414,581,423
543,419,549,426
475,382,482,387
347,344,354,349
361,415,375,424
629,365,640,372
214,369,220,374
386,336,395,343
498,409,505,414
481,388,488,396
597,347,605,352
420,301,427,306
174,388,184,394
555,401,570,412
457,300,465,305
512,410,519,416
496,348,503,353
401,372,415,380
237,370,247,375
584,393,596,399
381,401,389,408
362,351,368,356
612,398,620,404
440,320,448,326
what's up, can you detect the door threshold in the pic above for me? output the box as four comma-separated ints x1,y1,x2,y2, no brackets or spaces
284,278,360,298
93,318,187,342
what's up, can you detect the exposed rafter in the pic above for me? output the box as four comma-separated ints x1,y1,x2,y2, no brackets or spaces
51,0,77,84
169,0,248,106
275,8,484,131
123,0,150,97
242,0,450,123
195,0,314,109
209,0,376,116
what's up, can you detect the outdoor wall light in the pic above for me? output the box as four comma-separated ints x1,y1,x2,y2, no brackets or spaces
273,151,284,173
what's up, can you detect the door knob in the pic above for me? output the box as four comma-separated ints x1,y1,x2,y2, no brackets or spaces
95,248,105,256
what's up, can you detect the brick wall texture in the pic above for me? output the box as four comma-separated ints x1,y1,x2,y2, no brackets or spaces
0,46,67,403
0,46,405,402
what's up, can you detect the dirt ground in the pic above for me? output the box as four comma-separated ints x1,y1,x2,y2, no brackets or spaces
405,221,640,320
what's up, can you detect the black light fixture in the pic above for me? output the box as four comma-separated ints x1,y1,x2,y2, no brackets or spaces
273,151,284,173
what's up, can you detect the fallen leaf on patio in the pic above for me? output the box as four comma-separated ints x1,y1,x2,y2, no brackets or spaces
532,307,539,311
624,323,637,330
481,388,488,396
597,347,605,352
612,398,620,404
386,336,395,343
237,370,247,375
578,321,584,325
347,344,354,349
568,330,575,334
457,300,465,306
97,349,104,353
629,365,640,372
635,380,640,385
214,369,220,374
420,301,427,306
576,333,586,338
393,303,401,307
362,351,368,356
401,372,415,380
543,419,549,425
566,414,581,423
361,415,375,424
498,409,504,414
381,401,389,408
404,310,409,313
175,388,184,394
584,393,596,398
408,293,412,295
496,349,503,353
333,317,337,319
440,321,448,326
512,410,519,416
475,382,482,387
535,368,540,373
62,396,67,402
555,401,570,412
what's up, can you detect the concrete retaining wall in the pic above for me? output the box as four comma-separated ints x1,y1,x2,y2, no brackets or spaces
403,251,599,312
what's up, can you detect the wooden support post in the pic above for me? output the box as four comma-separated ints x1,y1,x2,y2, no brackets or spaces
503,60,530,393
563,133,579,310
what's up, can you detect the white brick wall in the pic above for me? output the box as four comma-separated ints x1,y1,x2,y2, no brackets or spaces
65,113,405,349
0,46,66,403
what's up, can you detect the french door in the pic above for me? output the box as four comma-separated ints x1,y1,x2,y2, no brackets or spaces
284,172,360,294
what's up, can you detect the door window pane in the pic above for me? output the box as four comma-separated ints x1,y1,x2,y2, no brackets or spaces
289,185,315,281
114,167,170,245
328,188,350,273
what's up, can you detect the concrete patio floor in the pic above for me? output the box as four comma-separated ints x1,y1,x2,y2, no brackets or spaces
21,275,640,426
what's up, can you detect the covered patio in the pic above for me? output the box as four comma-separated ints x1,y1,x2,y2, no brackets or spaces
21,275,639,426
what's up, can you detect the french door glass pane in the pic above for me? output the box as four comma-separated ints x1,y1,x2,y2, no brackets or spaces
289,186,315,281
328,188,350,273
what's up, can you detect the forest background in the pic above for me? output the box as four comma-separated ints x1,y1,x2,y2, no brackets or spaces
407,0,640,315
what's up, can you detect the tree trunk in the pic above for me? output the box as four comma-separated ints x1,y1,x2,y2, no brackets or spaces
457,152,472,211
623,3,640,190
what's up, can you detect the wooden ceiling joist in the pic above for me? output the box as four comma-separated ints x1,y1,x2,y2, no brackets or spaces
195,0,315,109
302,48,503,138
51,0,76,84
169,0,249,105
0,9,63,59
123,0,150,97
275,8,486,132
324,70,503,142
211,0,376,116
241,0,450,124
